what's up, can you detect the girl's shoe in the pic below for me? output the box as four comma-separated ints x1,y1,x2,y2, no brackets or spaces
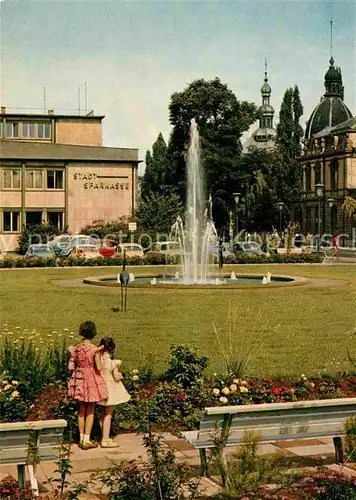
101,439,119,448
79,441,98,450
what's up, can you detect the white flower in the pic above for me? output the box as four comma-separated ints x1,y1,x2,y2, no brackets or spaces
221,387,230,395
132,375,139,381
240,380,248,386
240,386,249,393
12,381,19,386
64,328,69,331
219,396,228,404
310,382,315,388
230,384,237,392
2,380,9,385
301,373,307,380
132,369,139,374
10,390,20,400
212,388,220,396
4,384,12,390
232,378,240,384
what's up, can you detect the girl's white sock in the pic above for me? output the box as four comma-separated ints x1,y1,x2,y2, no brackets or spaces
79,433,84,443
83,434,91,444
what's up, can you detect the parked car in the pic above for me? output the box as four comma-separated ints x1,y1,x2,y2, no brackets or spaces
233,241,263,255
146,241,181,258
97,239,118,258
70,245,103,260
55,235,98,257
116,243,144,258
208,242,234,260
25,244,56,258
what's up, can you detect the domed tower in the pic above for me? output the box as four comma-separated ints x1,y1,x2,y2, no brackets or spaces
243,62,277,152
304,56,352,140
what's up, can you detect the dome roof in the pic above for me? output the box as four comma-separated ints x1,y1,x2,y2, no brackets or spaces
259,103,274,114
261,81,271,96
305,96,352,140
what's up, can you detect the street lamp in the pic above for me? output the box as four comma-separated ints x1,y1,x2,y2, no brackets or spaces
277,202,284,233
233,192,241,238
327,198,334,234
315,183,324,251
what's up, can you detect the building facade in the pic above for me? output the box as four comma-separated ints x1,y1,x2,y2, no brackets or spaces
0,107,139,251
295,57,355,241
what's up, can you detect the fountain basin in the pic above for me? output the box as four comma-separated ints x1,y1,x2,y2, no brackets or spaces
83,273,307,289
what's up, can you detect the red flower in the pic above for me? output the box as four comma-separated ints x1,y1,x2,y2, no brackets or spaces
146,391,153,398
264,378,272,385
177,393,185,401
135,393,140,400
271,388,281,396
169,394,175,399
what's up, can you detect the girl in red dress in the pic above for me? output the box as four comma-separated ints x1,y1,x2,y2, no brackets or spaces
67,320,108,449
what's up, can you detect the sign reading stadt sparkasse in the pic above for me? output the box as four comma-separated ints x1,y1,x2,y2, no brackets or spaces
73,172,129,190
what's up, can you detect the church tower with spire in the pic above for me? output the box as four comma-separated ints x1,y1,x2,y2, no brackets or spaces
243,61,277,152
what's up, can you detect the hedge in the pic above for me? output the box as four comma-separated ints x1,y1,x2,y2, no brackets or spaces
0,253,323,269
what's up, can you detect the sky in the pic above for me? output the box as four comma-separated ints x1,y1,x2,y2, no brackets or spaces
0,0,355,175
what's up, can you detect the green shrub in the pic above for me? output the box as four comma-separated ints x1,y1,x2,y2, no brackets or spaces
345,416,356,461
164,344,208,388
0,373,28,422
17,223,66,255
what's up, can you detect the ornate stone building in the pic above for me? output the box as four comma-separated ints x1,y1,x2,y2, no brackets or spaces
296,57,355,241
243,65,277,152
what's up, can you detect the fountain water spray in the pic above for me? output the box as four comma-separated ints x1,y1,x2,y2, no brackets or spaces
171,119,218,283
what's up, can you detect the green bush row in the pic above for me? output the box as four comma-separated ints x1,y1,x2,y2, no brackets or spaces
0,253,322,268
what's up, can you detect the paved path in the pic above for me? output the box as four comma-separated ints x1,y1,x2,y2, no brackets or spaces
1,432,356,498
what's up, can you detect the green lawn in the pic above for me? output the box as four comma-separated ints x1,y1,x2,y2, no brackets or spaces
0,264,355,378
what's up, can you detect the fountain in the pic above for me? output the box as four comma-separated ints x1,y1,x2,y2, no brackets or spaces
171,119,218,283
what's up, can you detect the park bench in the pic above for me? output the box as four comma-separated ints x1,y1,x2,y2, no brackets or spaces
0,419,67,496
182,398,356,481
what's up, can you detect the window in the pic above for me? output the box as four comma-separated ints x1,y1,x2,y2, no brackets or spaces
47,170,64,189
305,164,311,192
26,170,43,189
3,169,21,189
330,160,339,190
306,207,312,232
25,211,43,226
331,206,337,233
47,211,64,230
6,122,19,138
314,162,321,185
10,121,51,140
3,211,20,232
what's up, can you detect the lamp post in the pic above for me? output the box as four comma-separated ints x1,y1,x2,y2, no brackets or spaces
277,202,284,233
315,183,324,251
327,198,334,234
233,192,241,239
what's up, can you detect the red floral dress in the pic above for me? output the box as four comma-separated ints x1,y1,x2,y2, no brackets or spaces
67,344,108,403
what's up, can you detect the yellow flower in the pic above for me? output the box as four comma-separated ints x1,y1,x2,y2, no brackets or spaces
64,328,69,332
4,384,12,390
132,369,139,374
47,334,52,337
221,387,230,395
212,388,220,396
10,390,20,400
230,384,237,392
232,379,240,384
219,396,228,404
132,375,139,381
240,386,249,393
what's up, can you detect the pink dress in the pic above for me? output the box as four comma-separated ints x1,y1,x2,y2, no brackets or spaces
67,344,108,403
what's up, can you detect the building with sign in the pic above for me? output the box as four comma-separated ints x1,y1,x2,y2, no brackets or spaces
0,107,139,251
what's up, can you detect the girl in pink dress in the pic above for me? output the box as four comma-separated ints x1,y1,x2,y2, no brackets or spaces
97,337,131,448
67,321,108,450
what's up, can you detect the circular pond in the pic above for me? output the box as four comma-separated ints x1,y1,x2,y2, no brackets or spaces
83,273,305,289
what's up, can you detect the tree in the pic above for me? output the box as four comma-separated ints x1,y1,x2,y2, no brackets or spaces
135,192,184,235
141,133,171,199
343,196,356,220
167,78,259,229
276,86,304,203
